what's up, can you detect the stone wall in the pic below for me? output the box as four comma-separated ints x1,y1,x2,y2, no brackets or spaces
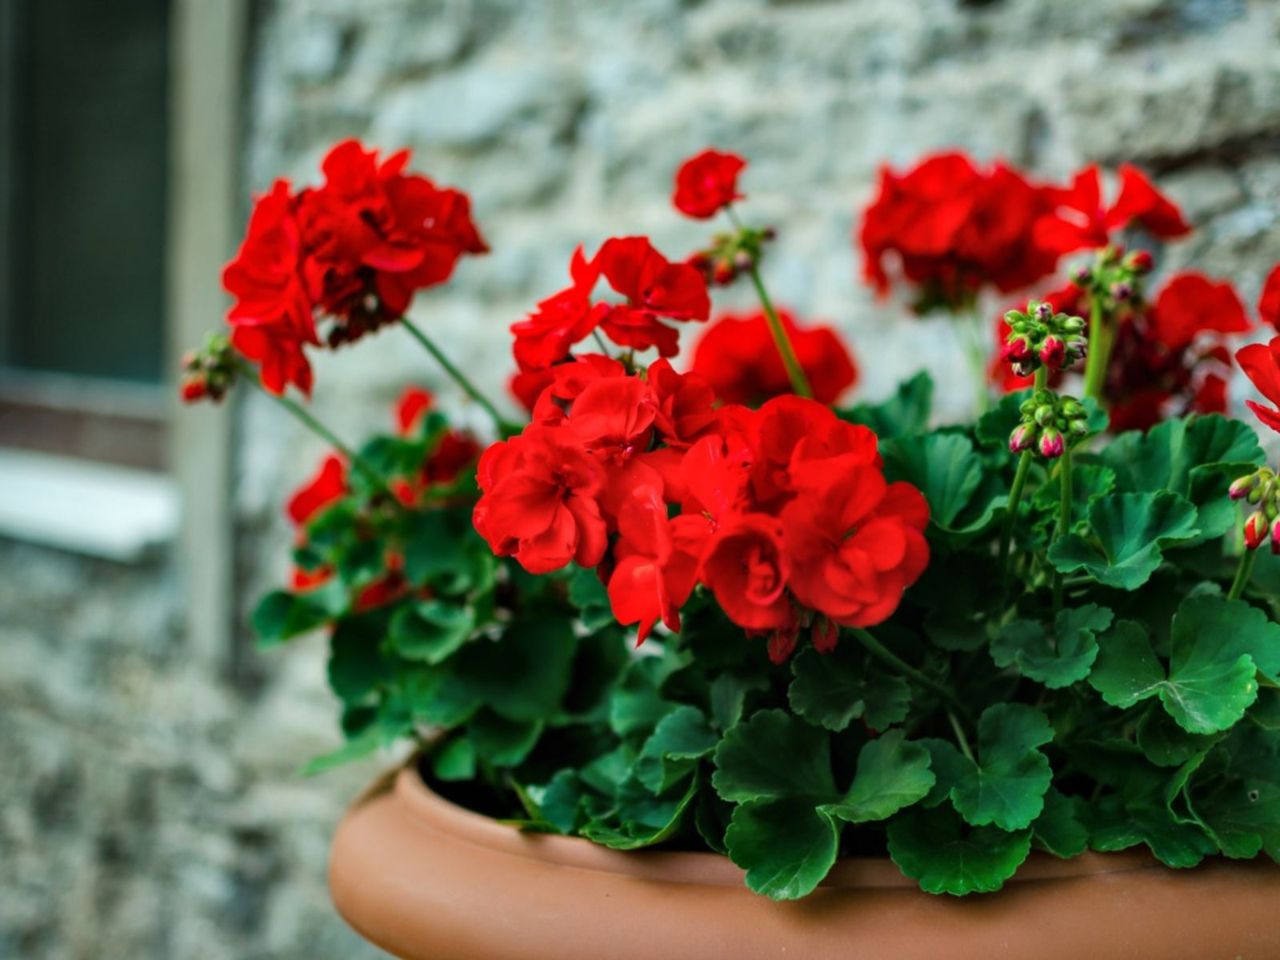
4,0,1280,956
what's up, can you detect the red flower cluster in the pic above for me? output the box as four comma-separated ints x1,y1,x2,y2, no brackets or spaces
473,359,929,660
859,154,1192,312
509,237,711,407
1035,165,1190,255
1239,336,1280,435
672,149,746,220
691,309,858,406
859,152,1062,309
223,140,487,395
1259,264,1280,331
992,272,1250,431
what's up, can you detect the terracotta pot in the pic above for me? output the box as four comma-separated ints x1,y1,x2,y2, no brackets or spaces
330,764,1280,960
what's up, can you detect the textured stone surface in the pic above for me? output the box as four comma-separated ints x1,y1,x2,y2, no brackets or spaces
4,0,1280,956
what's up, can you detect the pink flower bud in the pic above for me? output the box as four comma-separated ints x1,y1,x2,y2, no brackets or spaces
1039,335,1066,368
1003,335,1033,363
1229,474,1258,501
1272,518,1280,555
712,260,736,285
1009,424,1035,453
1034,302,1052,322
1071,265,1092,286
1111,281,1133,302
1245,511,1268,550
1129,250,1154,274
1039,428,1064,459
733,249,755,271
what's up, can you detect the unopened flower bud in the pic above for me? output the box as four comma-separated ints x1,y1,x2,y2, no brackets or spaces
1068,417,1089,436
1128,250,1154,274
1034,302,1052,322
712,260,736,285
1009,424,1036,453
1039,428,1065,459
1039,335,1066,368
688,251,712,272
1062,315,1086,334
180,376,209,403
1229,473,1259,501
1059,398,1084,418
1272,518,1280,556
1034,403,1056,427
761,225,777,241
733,249,755,271
812,618,839,654
1111,281,1133,303
1003,335,1034,363
1245,511,1269,550
1072,265,1092,286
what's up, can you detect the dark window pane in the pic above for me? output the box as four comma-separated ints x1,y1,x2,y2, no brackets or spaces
5,0,169,383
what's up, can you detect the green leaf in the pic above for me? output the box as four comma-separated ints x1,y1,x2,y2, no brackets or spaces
712,710,835,803
1031,789,1088,858
708,672,768,732
528,770,585,834
1089,603,1260,735
431,736,478,781
950,703,1053,831
1189,725,1280,861
567,565,615,631
975,389,1030,450
724,798,840,900
788,646,911,732
608,649,688,737
469,711,543,767
839,370,933,439
252,589,332,646
1032,463,1116,533
887,805,1032,895
989,605,1112,689
1103,415,1265,540
299,725,385,777
822,730,935,824
389,601,475,664
1137,705,1222,767
449,617,579,723
328,615,391,704
1086,796,1216,868
635,706,719,793
1048,491,1200,590
919,738,969,807
402,508,492,595
580,774,699,850
882,433,983,530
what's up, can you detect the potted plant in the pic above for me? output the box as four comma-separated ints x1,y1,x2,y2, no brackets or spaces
182,142,1280,959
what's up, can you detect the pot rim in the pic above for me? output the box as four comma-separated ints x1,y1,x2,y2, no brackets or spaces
382,761,1158,890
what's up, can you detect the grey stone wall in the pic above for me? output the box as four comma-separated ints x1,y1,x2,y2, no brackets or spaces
4,0,1280,957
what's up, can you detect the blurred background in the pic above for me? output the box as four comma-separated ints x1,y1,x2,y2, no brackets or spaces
2,0,1280,956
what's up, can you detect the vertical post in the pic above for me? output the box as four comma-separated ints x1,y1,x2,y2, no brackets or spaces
167,0,248,671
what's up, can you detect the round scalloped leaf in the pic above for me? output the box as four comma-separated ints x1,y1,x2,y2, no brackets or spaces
724,797,841,900
950,703,1054,831
711,709,835,803
821,730,935,824
1031,789,1088,858
788,646,910,732
1048,491,1199,590
990,604,1112,689
887,805,1032,895
635,706,719,793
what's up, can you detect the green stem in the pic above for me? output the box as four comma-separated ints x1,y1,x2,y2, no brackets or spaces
591,330,612,356
851,628,971,721
998,367,1049,595
1228,549,1258,601
963,304,991,414
725,206,813,399
1082,294,1113,402
236,359,384,489
1052,445,1073,611
400,317,520,436
947,707,976,763
999,451,1034,592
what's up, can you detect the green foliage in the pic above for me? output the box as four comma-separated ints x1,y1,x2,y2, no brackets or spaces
252,382,1280,902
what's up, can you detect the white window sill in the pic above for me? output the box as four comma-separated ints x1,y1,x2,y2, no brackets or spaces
0,448,178,562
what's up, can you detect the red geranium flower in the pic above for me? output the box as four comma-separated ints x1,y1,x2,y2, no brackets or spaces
691,308,858,405
594,236,711,356
472,425,608,574
859,152,1061,310
1149,273,1249,351
672,149,747,219
1238,336,1280,434
782,462,930,628
1258,264,1280,331
1036,164,1191,255
286,454,348,525
701,514,793,631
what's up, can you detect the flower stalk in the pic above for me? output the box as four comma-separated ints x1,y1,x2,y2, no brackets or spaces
1227,548,1258,602
400,317,521,436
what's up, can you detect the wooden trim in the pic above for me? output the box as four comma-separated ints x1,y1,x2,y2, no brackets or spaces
167,0,248,670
